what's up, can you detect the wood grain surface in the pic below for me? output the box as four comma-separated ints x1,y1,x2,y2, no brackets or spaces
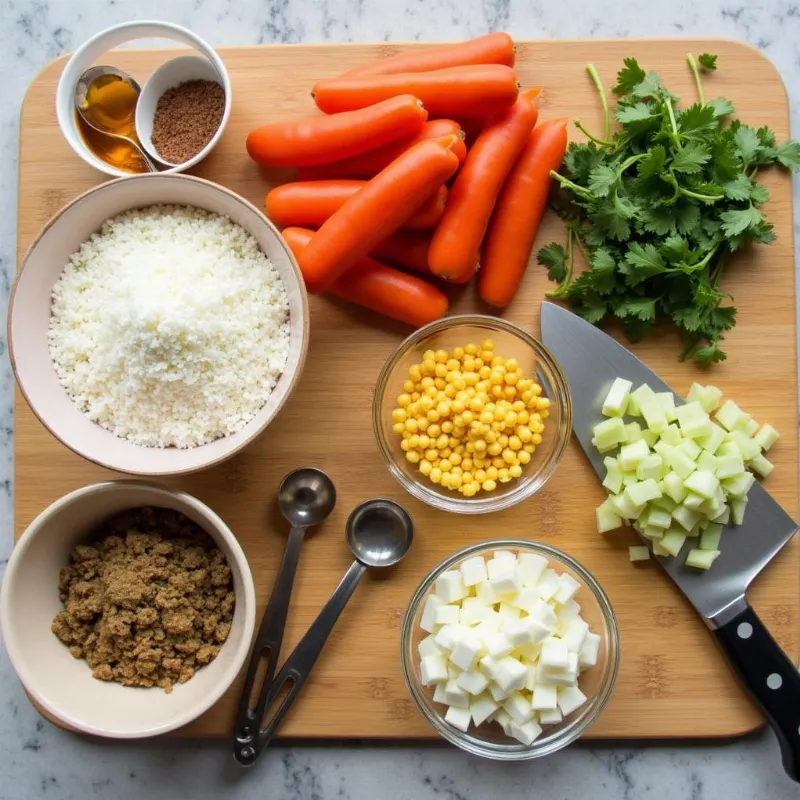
15,39,798,739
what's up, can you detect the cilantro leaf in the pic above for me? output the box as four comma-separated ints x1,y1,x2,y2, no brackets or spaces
719,205,762,237
588,248,618,294
638,204,677,235
621,243,667,285
661,234,690,264
698,53,718,70
694,342,727,364
705,305,737,334
537,243,568,282
734,125,760,165
671,142,710,174
679,104,718,138
674,203,701,236
750,182,769,204
615,102,657,124
613,57,646,95
672,306,705,332
588,165,618,197
708,97,734,117
591,202,631,241
614,297,657,321
575,295,608,324
776,140,800,169
721,175,753,201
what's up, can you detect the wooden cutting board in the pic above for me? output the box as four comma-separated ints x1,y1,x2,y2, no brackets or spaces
15,39,798,739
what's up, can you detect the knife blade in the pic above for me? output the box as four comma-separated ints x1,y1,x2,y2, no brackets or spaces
540,300,800,783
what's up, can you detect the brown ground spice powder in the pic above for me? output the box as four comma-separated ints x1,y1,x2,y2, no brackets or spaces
151,79,225,164
51,506,235,693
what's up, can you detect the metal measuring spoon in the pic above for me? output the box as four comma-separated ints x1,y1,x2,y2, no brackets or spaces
234,468,336,748
74,66,160,173
235,498,413,767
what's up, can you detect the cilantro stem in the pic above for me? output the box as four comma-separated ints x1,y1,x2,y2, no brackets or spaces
678,186,723,203
573,120,614,147
546,228,574,298
684,243,720,272
664,97,679,138
571,226,591,265
686,53,705,104
549,170,594,199
585,63,611,143
618,153,646,173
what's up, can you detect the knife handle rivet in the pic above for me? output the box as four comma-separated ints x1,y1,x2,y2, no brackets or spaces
737,622,753,639
767,673,783,690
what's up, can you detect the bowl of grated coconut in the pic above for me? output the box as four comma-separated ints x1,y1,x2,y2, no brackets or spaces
9,173,309,475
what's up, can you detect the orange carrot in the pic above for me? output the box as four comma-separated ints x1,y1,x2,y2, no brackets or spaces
343,33,515,77
428,90,540,283
479,119,569,307
283,227,448,326
371,231,433,274
246,95,427,167
312,65,519,118
267,181,448,230
298,136,460,293
296,120,466,180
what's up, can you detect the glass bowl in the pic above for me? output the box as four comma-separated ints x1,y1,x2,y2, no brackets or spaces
373,315,572,514
400,540,620,760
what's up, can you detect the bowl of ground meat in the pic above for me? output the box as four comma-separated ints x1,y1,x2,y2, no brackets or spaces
0,480,256,738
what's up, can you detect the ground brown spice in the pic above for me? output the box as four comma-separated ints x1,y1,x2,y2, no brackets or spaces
51,506,235,693
150,79,225,164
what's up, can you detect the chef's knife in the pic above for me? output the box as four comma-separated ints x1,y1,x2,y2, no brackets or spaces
540,301,800,783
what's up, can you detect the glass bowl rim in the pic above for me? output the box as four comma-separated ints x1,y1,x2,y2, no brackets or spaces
372,314,573,515
400,538,621,760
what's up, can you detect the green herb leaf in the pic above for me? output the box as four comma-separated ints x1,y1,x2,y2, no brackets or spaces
698,53,718,70
719,205,762,237
661,234,691,263
672,306,705,332
750,182,769,204
694,342,727,364
775,140,800,169
679,104,718,138
615,102,657,124
734,125,760,165
613,57,647,95
587,165,618,197
622,242,667,285
537,243,568,282
575,295,608,324
721,175,753,201
614,297,657,321
707,97,734,117
671,142,711,174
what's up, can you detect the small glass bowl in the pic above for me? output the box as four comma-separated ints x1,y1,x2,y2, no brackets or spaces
400,540,620,760
373,315,572,514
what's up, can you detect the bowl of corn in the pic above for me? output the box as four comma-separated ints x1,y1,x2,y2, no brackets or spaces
373,315,572,514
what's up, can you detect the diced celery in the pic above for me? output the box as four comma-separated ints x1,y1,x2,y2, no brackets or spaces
596,499,623,534
697,423,726,454
700,523,723,551
753,423,780,452
651,492,677,513
623,421,643,443
629,545,651,562
717,441,740,459
684,521,703,538
722,471,755,499
652,539,670,556
715,453,744,480
602,457,623,494
647,508,672,529
630,383,656,410
672,504,702,531
675,401,711,440
622,472,639,487
626,479,662,506
678,439,702,461
655,392,677,423
660,529,687,557
682,491,706,511
684,470,720,500
715,400,750,432
745,418,759,437
619,439,650,471
698,488,724,519
686,383,723,413
610,492,645,521
640,399,667,434
731,497,748,525
663,471,688,504
641,429,659,449
660,424,682,446
664,447,697,480
653,441,673,459
592,417,627,451
713,506,731,525
640,525,665,540
685,548,720,570
749,453,774,478
602,377,633,417
729,430,760,462
636,453,663,482
697,451,718,474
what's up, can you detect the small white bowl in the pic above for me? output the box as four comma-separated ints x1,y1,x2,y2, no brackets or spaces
56,20,232,177
135,54,227,167
0,481,256,739
8,173,309,476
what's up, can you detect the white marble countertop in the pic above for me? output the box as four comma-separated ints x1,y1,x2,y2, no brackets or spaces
1,1,799,798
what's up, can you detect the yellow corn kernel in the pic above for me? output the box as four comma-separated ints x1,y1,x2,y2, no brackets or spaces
484,430,498,445
427,423,441,439
517,410,530,425
422,359,437,376
509,464,523,478
502,448,516,464
509,435,522,451
443,384,457,399
532,433,543,445
447,437,459,450
425,448,438,462
536,397,551,410
489,370,504,386
455,444,465,454
461,470,473,483
393,422,405,434
512,400,525,412
485,466,498,481
478,410,492,425
498,434,509,448
487,442,502,456
518,426,533,443
406,450,420,464
426,409,440,423
418,434,431,450
490,356,505,369
440,420,454,434
400,439,410,452
465,441,476,454
451,400,466,415
540,409,550,420
434,377,447,390
433,349,447,363
523,443,535,454
482,479,497,492
409,364,422,382
461,482,477,497
441,471,452,488
504,411,518,428
408,434,420,449
425,386,438,398
517,378,532,391
491,385,504,398
481,350,494,363
521,390,533,404
462,457,473,471
423,349,435,361
453,425,466,438
392,408,407,423
465,343,479,356
403,379,415,393
473,439,487,452
440,447,452,459
449,473,463,489
436,401,450,418
434,363,447,378
450,464,462,476
436,434,449,449
404,418,418,433
492,456,505,469
444,358,459,372
452,346,465,360
468,397,483,413
397,393,411,408
498,468,512,483
464,372,480,387
420,376,435,390
518,450,531,465
449,452,462,466
439,457,452,472
481,338,495,351
474,468,487,483
430,467,443,484
419,459,432,476
479,366,491,380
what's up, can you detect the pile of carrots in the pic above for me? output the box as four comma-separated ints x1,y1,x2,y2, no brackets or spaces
246,33,568,328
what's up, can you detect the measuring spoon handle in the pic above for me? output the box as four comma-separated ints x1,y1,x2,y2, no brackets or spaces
234,525,306,746
237,560,367,766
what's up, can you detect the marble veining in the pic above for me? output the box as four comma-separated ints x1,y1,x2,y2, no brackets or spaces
1,0,800,798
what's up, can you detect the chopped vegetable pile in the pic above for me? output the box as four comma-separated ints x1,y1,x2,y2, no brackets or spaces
539,54,800,364
593,378,779,570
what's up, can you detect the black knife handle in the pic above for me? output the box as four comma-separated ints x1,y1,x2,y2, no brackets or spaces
714,603,800,783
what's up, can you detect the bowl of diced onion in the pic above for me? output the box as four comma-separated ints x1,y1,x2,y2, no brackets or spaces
400,540,620,760
373,316,572,514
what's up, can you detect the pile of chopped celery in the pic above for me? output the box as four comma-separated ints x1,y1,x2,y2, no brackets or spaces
593,380,779,570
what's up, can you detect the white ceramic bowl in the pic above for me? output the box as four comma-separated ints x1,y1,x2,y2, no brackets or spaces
0,481,256,739
135,54,226,166
8,173,309,476
56,20,232,177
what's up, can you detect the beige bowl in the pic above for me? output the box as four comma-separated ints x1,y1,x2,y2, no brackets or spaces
0,481,256,738
9,173,309,475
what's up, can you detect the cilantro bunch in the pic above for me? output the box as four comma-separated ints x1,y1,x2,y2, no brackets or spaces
539,54,800,364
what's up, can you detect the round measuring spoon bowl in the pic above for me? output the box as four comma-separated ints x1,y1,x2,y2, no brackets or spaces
346,498,414,568
278,468,336,528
